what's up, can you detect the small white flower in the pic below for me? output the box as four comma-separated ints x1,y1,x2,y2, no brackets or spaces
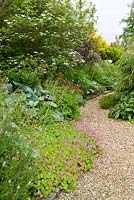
17,185,20,189
2,161,6,167
8,179,11,184
27,181,31,186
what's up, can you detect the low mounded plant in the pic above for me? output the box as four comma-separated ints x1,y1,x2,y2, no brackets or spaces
109,91,134,122
99,93,116,109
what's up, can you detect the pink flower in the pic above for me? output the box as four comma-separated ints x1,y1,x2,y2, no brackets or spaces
75,155,80,159
38,127,43,132
87,145,93,149
12,157,17,160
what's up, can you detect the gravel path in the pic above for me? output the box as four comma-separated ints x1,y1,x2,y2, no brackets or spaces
58,96,134,200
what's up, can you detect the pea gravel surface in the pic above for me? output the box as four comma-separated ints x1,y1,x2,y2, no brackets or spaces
58,96,134,200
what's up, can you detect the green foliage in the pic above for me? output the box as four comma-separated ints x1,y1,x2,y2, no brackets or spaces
3,82,64,123
88,61,119,90
86,32,123,62
3,78,82,123
0,0,22,27
108,52,134,122
109,91,134,122
107,51,134,121
64,68,105,97
45,81,81,119
0,132,35,200
0,89,36,200
32,122,102,197
99,46,123,62
0,1,107,198
2,55,47,84
106,47,123,63
116,52,134,94
99,93,116,109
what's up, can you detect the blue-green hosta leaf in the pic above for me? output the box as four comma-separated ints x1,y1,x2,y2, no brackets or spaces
53,110,64,120
29,95,38,101
3,83,13,92
23,86,34,97
34,85,44,95
76,93,84,103
26,100,39,107
5,94,20,105
25,92,32,98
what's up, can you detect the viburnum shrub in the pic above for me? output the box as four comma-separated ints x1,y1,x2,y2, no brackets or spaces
0,0,96,75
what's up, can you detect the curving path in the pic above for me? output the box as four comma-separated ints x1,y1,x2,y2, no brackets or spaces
58,96,134,200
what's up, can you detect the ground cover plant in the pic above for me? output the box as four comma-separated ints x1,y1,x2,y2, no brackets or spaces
0,81,102,199
30,122,102,198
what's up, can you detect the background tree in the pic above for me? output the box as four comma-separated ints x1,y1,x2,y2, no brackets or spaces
121,0,134,49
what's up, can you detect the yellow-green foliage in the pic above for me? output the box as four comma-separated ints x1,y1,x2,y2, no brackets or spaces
87,32,123,62
87,31,109,56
